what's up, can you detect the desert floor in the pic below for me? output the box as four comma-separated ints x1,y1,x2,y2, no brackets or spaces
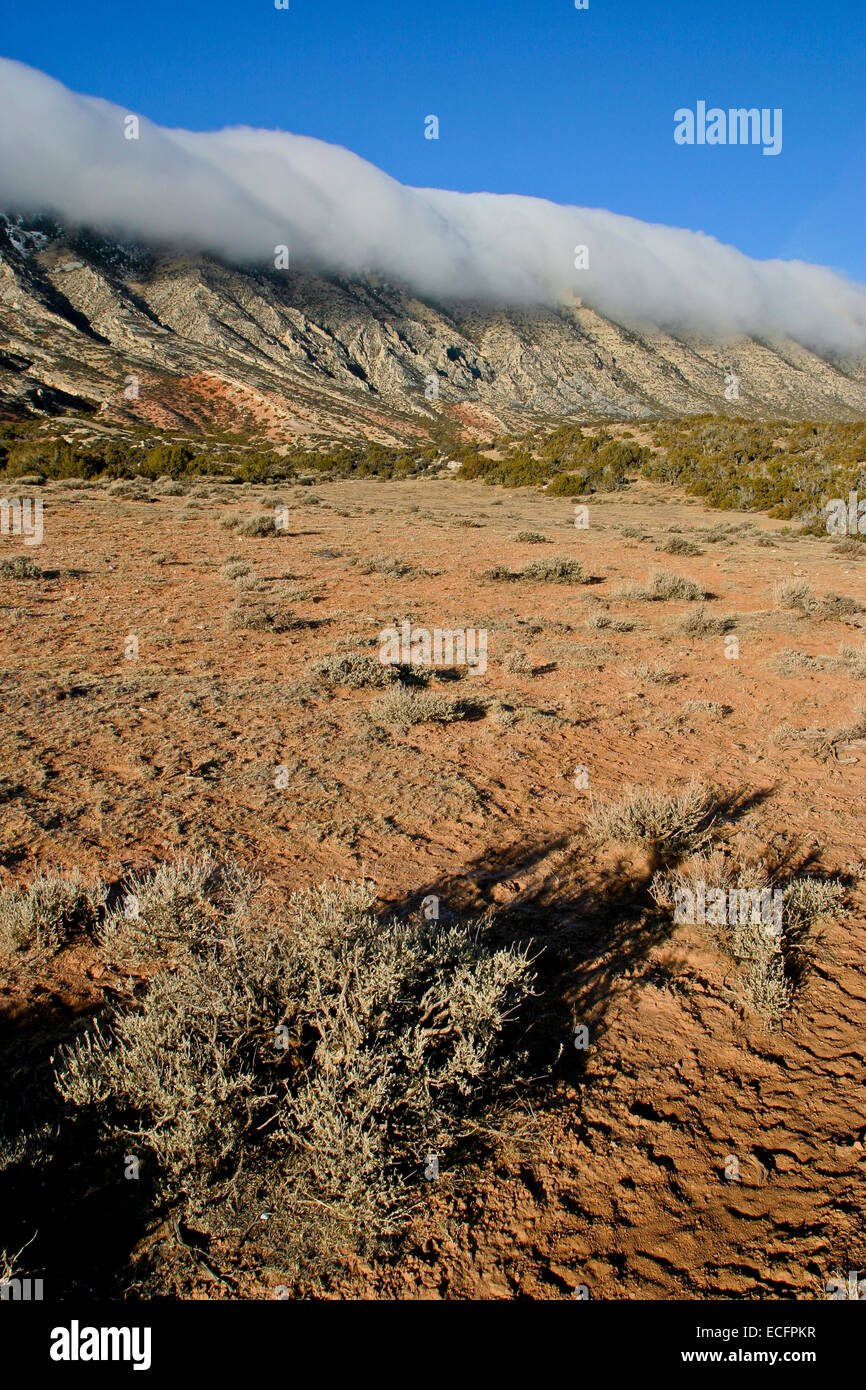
1,473,864,1299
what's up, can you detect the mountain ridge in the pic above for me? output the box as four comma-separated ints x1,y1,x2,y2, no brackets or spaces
2,217,866,443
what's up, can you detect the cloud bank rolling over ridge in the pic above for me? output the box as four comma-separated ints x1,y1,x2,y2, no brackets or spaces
1,57,866,354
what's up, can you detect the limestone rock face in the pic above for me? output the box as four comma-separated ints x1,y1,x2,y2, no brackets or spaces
2,218,866,442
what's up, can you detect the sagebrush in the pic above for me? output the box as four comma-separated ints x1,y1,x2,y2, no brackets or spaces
55,860,536,1275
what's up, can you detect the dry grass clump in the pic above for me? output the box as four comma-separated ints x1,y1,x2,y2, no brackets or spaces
679,604,736,635
511,531,550,543
98,854,241,969
773,648,831,676
656,535,704,557
586,613,635,632
650,848,759,908
774,703,866,759
106,479,151,500
237,513,285,538
484,557,586,583
0,871,107,955
313,652,402,689
355,555,415,578
632,662,682,685
372,688,478,728
521,557,586,583
276,584,315,601
227,602,309,633
504,651,532,674
770,579,860,624
585,781,716,853
56,865,535,1266
50,477,93,493
6,473,45,489
0,556,41,580
773,576,815,610
742,954,791,1022
620,568,707,602
486,699,516,727
839,642,866,678
699,524,737,544
781,877,846,934
682,699,731,717
832,704,866,742
814,592,864,620
650,851,845,1025
221,560,251,580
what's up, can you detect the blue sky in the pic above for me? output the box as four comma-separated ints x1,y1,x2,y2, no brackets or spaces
3,0,864,279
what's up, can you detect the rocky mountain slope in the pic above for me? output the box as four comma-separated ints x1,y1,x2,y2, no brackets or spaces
2,217,866,443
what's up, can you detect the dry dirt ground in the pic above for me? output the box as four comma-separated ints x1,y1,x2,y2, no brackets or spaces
1,473,864,1299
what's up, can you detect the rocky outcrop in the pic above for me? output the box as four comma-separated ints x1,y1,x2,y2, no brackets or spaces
2,219,865,441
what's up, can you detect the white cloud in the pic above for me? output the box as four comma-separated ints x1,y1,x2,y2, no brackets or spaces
1,56,866,352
